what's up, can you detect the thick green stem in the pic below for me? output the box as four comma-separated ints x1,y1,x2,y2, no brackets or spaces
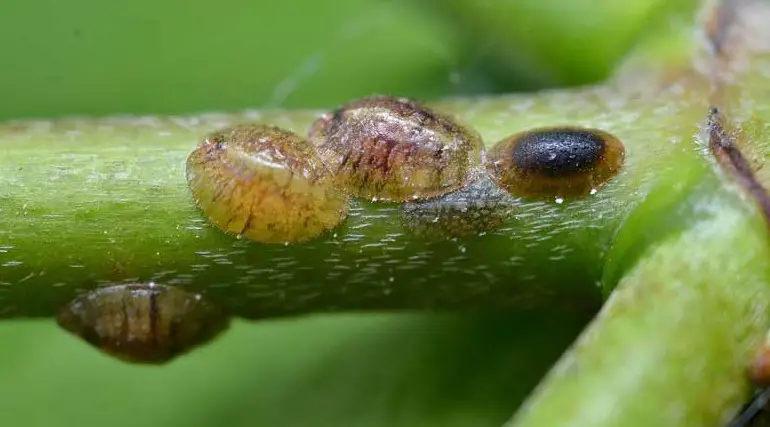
0,73,709,319
0,0,707,322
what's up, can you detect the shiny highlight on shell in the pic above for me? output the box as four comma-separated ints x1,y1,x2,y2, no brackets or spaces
186,124,348,244
308,95,484,202
486,126,625,199
56,283,230,364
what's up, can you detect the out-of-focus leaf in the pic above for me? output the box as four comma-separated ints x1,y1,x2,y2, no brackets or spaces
0,312,591,427
414,0,698,89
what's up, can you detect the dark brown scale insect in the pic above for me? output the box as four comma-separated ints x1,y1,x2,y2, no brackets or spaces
307,95,484,202
486,126,625,199
400,169,516,240
186,124,348,244
56,283,230,364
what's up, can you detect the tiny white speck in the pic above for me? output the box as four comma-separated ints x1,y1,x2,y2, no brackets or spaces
589,188,598,195
555,197,564,204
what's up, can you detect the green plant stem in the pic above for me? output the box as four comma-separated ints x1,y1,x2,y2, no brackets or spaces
502,2,770,425
509,172,770,427
0,0,707,321
0,66,709,319
2,1,770,426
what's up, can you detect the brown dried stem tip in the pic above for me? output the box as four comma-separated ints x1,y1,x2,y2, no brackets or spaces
308,95,484,202
56,283,230,364
486,126,625,199
186,124,348,244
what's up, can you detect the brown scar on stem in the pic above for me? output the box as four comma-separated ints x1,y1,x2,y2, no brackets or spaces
705,0,770,226
706,3,770,425
704,0,737,56
706,108,770,225
708,107,770,225
702,0,751,107
703,0,763,57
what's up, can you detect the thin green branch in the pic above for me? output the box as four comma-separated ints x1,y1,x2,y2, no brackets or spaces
509,171,770,427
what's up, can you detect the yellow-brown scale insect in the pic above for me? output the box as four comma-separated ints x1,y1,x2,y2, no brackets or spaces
186,124,348,244
308,95,484,202
56,283,230,364
486,126,625,199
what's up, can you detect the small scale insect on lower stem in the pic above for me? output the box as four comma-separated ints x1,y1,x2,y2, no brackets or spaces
56,283,230,364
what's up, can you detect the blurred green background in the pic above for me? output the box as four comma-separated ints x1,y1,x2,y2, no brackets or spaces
0,0,684,426
0,0,667,121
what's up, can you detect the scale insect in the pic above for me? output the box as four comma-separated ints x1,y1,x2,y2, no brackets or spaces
186,124,349,244
308,95,484,202
56,283,230,364
400,169,517,240
487,126,625,199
